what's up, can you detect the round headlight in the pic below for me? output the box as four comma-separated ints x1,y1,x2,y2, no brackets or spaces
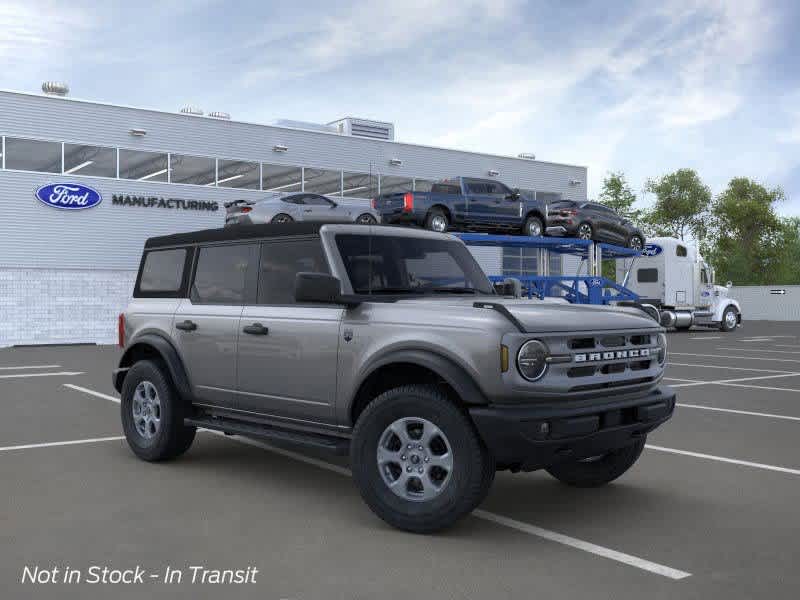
656,332,667,365
517,340,550,381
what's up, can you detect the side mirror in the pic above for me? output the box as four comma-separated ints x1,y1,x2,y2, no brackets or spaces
507,188,521,201
329,201,338,208
295,272,343,303
726,281,733,289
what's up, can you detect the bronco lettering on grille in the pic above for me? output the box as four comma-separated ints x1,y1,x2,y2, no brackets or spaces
574,348,651,363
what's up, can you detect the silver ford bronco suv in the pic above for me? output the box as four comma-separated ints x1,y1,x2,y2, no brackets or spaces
114,223,675,533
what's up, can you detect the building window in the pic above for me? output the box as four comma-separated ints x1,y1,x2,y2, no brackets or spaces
379,175,413,195
119,149,168,182
549,253,562,275
342,171,376,198
63,144,117,177
502,248,537,277
262,163,302,193
4,137,61,173
304,167,342,195
170,154,216,186
217,159,260,189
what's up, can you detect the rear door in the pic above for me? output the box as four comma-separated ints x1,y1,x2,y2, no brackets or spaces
173,243,257,408
236,236,342,424
463,179,491,225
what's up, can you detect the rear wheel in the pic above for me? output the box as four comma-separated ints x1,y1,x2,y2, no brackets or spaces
523,215,544,237
720,306,739,332
577,222,593,240
545,437,646,487
271,213,294,224
425,209,449,233
121,360,196,462
628,234,644,250
350,385,494,533
356,213,377,225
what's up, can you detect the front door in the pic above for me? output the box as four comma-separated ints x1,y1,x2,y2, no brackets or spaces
236,237,342,424
484,181,521,226
173,243,257,407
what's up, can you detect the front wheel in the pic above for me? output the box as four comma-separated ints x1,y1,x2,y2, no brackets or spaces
523,215,544,237
350,385,494,533
121,360,196,462
720,306,739,332
545,437,646,488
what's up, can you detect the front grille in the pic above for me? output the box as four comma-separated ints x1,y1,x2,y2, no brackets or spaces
570,376,657,392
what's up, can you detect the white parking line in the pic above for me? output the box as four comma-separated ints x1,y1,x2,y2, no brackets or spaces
0,364,61,370
718,382,800,394
0,436,124,453
666,372,800,388
773,344,800,349
718,347,800,355
0,371,84,379
62,384,691,580
677,403,800,422
64,384,120,403
668,362,796,374
646,445,800,476
671,352,800,363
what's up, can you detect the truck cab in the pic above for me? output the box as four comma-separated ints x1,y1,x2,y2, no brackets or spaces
617,237,741,331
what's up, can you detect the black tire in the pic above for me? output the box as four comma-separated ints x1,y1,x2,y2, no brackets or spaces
576,222,593,240
121,360,196,462
720,306,739,332
523,215,544,237
271,213,294,224
356,213,377,225
350,384,494,533
424,208,449,233
545,437,646,488
628,234,644,250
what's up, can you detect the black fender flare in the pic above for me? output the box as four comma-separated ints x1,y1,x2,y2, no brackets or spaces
351,349,489,415
114,333,193,400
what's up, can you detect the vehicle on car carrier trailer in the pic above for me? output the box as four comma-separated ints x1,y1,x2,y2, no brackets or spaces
617,237,741,332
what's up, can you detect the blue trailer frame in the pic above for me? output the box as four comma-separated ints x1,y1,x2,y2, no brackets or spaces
454,233,641,305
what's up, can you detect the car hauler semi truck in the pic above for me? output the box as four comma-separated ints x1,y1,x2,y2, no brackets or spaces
617,237,741,332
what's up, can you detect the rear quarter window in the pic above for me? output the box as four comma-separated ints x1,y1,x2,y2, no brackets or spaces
430,184,461,194
135,248,189,297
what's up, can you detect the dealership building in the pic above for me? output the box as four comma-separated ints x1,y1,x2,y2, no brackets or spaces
0,85,588,346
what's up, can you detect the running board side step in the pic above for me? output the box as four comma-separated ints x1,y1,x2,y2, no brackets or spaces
185,416,349,455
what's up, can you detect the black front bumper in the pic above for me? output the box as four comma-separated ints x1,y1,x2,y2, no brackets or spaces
469,386,675,471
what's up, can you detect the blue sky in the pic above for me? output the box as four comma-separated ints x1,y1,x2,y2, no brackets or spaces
3,0,799,214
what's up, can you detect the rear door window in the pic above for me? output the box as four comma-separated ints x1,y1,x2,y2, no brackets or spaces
191,244,255,304
137,248,188,295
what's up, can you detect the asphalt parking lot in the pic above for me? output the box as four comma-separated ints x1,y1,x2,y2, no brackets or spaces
2,321,799,599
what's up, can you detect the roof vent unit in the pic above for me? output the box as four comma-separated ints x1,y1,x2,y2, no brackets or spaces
271,119,337,134
518,153,536,160
208,111,231,120
329,117,395,141
180,105,204,116
42,81,69,96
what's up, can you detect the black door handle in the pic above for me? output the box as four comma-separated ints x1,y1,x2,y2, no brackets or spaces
304,209,313,213
243,323,269,335
175,320,197,332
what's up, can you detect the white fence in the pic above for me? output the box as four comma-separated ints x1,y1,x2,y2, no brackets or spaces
728,285,800,321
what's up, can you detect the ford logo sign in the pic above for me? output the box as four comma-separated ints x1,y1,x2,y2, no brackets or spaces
35,183,103,210
642,244,663,257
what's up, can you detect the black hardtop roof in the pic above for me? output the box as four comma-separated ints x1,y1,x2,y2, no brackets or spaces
144,223,326,249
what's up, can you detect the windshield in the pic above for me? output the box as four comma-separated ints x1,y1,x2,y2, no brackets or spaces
335,234,494,295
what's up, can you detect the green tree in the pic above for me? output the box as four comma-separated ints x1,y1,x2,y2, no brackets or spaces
642,169,711,241
707,178,787,285
598,171,640,220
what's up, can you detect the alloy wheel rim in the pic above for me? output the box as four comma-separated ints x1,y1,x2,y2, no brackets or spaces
377,417,454,502
431,215,447,232
578,224,592,239
527,221,542,236
132,381,161,439
725,310,737,328
358,214,375,224
630,237,643,250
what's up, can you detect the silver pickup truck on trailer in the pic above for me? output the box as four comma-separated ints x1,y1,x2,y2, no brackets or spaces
114,223,675,533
